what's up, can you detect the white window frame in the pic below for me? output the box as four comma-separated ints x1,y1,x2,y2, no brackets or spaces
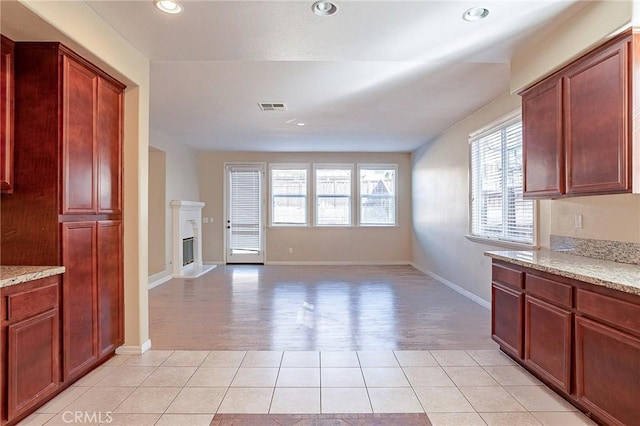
269,163,310,227
357,163,398,227
467,110,538,249
313,163,354,227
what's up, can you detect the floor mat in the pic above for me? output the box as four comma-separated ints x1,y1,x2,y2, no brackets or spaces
211,413,432,425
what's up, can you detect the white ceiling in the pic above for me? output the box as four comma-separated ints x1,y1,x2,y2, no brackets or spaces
83,0,588,152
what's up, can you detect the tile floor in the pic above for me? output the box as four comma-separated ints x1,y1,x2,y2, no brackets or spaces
20,349,596,426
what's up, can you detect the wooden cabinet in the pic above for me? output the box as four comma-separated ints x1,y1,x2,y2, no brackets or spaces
490,264,524,358
575,316,640,426
97,220,124,357
61,221,98,381
0,42,125,396
491,260,640,425
1,277,60,424
520,30,633,198
564,39,630,195
1,35,14,193
523,274,572,393
522,77,564,196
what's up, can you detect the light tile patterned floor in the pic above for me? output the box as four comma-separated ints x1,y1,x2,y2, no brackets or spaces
20,350,597,426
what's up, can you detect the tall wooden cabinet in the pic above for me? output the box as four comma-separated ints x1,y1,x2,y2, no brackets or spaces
0,43,125,385
520,30,633,198
1,35,14,193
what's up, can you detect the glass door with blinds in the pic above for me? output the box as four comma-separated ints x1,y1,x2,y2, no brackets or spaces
225,164,265,263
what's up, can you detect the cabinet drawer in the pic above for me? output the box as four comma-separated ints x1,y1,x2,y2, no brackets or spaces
526,274,572,308
492,263,524,289
577,289,640,336
6,279,59,321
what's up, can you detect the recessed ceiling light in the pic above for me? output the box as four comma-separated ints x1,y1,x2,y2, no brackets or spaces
312,1,338,16
462,7,489,22
297,122,306,126
154,0,183,14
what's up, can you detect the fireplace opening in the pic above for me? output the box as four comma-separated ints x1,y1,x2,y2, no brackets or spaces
183,237,194,266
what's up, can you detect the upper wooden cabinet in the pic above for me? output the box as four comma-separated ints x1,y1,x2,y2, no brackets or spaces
1,35,14,193
520,30,633,198
522,77,564,196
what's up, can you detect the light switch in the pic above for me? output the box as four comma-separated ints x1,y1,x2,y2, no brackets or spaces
203,217,209,224
574,214,583,229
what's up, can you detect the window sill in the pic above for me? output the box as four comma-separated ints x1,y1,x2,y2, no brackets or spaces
465,234,539,251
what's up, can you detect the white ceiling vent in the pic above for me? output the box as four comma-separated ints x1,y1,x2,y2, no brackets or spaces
258,102,287,111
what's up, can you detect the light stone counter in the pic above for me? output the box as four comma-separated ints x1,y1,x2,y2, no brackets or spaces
0,265,65,288
486,249,640,296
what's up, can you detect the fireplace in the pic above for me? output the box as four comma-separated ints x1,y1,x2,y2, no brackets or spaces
182,237,194,266
171,200,216,278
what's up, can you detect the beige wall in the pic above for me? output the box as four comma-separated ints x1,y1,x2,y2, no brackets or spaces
149,130,201,277
412,94,522,302
511,0,631,92
6,0,151,351
148,148,166,275
548,194,640,243
198,152,412,264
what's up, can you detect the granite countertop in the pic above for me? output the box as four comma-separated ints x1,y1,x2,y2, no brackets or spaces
486,249,640,296
0,265,66,288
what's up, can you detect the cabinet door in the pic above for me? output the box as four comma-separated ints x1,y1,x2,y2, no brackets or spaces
575,316,640,426
61,221,98,381
564,39,631,195
7,309,59,421
62,55,98,214
97,220,123,357
492,283,524,358
1,35,14,193
521,77,564,197
97,78,123,214
525,296,571,393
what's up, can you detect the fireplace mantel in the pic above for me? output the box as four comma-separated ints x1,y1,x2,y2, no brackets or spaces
171,200,216,278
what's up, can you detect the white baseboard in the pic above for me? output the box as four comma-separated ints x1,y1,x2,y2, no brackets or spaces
266,260,412,266
115,339,152,355
410,263,491,310
148,271,173,289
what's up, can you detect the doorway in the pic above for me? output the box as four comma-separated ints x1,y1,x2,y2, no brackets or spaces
225,163,266,264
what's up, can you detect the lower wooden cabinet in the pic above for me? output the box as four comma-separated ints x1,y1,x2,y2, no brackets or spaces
61,221,98,381
1,277,60,425
524,295,571,393
97,220,123,358
491,283,523,358
491,260,640,426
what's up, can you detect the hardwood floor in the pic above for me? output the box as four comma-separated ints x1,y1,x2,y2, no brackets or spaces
149,265,497,351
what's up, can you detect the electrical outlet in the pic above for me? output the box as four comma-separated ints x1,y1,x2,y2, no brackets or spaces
574,214,583,229
288,248,294,254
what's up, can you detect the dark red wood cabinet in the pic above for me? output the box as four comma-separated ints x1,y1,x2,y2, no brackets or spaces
521,77,564,197
0,41,125,424
520,30,633,198
492,260,640,426
1,35,14,193
491,264,524,358
1,277,60,424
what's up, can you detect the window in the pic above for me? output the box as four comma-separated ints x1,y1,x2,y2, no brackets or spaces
358,165,397,226
315,165,352,226
270,165,308,225
470,113,534,245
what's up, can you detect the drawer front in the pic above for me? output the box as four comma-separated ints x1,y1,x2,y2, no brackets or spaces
577,289,640,336
526,274,572,308
7,280,59,321
492,263,524,289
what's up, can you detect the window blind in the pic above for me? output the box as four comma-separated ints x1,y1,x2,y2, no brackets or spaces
229,169,261,252
470,117,533,244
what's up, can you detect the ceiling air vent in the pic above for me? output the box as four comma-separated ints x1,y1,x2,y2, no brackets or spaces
258,102,287,111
